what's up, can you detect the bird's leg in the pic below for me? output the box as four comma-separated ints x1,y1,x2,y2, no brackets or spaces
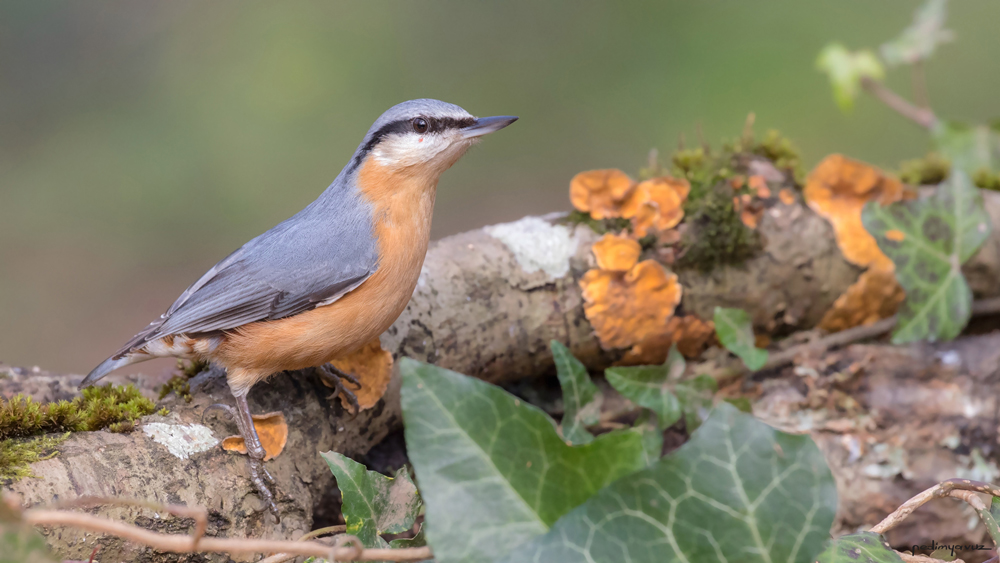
232,393,280,520
318,363,361,417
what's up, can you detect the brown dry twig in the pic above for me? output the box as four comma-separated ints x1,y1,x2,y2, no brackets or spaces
860,75,937,129
870,478,1000,535
758,296,1000,374
24,508,431,562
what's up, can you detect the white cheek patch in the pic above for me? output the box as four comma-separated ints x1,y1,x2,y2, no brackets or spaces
373,132,473,173
374,134,449,167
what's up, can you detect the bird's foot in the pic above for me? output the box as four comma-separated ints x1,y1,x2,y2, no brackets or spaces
318,363,361,417
246,455,279,520
232,394,281,521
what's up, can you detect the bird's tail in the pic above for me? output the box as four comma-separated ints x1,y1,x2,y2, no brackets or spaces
80,353,145,388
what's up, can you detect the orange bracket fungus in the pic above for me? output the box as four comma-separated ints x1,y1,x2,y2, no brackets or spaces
620,177,691,237
804,154,910,271
569,169,636,220
326,338,394,411
805,154,914,331
222,411,288,461
580,233,688,363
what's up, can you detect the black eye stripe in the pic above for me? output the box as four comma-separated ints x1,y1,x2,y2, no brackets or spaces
352,116,478,168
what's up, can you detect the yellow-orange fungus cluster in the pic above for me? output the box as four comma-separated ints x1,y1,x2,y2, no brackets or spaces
621,177,690,237
569,169,636,220
222,411,288,461
569,169,690,238
327,338,394,411
732,174,773,230
805,154,914,332
805,154,909,271
579,233,710,364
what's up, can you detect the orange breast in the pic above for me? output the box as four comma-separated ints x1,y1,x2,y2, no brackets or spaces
213,158,436,394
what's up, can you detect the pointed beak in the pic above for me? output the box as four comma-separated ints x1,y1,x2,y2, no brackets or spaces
460,115,518,139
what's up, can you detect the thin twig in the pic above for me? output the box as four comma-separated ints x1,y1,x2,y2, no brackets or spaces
861,76,937,129
871,479,1000,535
49,496,208,551
25,509,431,562
257,525,350,563
911,61,931,109
757,296,1000,373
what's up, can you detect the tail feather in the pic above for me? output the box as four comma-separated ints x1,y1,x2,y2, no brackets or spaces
80,354,143,388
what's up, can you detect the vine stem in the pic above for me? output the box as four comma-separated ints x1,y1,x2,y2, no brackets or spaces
860,76,937,129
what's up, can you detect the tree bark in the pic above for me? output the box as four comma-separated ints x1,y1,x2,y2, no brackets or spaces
5,188,1000,561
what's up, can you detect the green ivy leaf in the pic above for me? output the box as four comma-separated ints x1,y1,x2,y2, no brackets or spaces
400,358,646,563
714,307,769,370
501,402,837,563
632,411,664,464
550,340,601,445
862,171,991,343
605,346,717,431
320,452,422,549
389,528,426,549
605,346,684,428
816,43,885,112
932,120,1000,177
815,532,903,563
880,0,952,67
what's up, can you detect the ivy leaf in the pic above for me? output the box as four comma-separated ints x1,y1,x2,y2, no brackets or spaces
816,43,885,112
714,307,769,370
674,374,717,432
605,346,684,428
389,528,426,549
501,402,837,563
550,340,601,445
862,171,991,343
632,411,664,464
880,0,953,67
605,346,717,431
932,120,1000,177
320,452,422,549
400,358,646,563
815,532,903,563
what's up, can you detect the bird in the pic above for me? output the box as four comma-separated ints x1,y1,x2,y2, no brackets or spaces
81,99,517,518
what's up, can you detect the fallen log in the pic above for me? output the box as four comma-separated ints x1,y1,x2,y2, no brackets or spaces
4,184,1000,561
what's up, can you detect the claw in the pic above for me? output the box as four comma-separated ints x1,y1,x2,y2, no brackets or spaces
318,364,362,418
231,393,281,521
201,403,236,426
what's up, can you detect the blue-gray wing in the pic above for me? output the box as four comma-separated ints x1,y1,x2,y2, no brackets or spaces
112,198,378,358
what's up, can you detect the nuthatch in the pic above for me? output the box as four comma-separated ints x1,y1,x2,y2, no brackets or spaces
82,99,517,517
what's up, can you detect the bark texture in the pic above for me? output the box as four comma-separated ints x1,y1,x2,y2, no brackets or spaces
3,190,1000,561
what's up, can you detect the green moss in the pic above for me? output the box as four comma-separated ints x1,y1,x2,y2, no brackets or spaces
896,153,1000,190
750,129,804,183
676,183,762,272
178,358,209,379
973,167,1000,191
0,385,155,440
564,209,631,235
0,385,156,481
898,153,950,185
0,434,68,480
158,376,193,403
158,359,206,403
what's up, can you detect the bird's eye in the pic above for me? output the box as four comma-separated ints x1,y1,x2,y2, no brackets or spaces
412,118,428,134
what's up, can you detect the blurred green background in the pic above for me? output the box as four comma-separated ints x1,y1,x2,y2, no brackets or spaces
2,1,998,374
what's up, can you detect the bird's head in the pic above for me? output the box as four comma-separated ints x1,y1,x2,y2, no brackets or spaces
352,99,517,180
